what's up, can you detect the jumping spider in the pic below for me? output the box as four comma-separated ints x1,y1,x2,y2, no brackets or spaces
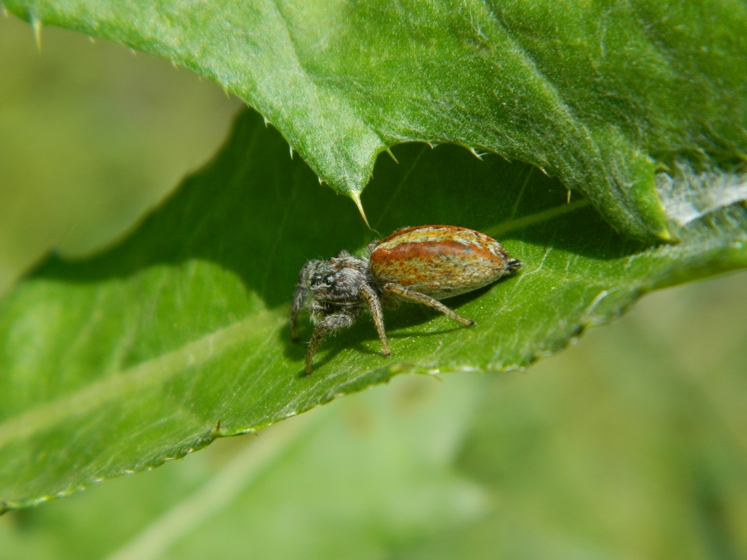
291,225,522,375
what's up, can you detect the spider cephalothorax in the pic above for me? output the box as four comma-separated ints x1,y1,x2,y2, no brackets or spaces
291,225,522,375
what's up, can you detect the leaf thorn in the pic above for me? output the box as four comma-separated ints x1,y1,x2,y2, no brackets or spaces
351,192,370,228
385,147,399,164
469,147,483,160
31,17,42,53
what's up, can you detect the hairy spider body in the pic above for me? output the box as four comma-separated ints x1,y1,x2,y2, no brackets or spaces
291,225,522,375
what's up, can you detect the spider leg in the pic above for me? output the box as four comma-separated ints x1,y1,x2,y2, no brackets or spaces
360,284,391,358
291,261,318,341
383,282,475,326
306,311,357,376
290,288,306,342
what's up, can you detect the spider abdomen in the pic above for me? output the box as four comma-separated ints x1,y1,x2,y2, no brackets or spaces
369,225,521,300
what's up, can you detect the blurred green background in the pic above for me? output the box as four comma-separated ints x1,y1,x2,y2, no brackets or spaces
0,13,242,293
1,13,746,559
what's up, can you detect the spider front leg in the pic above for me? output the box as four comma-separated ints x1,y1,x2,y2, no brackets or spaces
382,283,476,326
291,261,319,341
305,311,357,376
290,288,305,342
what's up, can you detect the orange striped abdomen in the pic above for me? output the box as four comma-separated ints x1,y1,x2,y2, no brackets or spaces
369,225,520,300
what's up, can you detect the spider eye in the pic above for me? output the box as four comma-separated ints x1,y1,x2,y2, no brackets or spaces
311,274,332,288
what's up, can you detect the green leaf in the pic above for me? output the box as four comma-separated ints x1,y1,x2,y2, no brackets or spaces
1,108,746,511
4,0,747,239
